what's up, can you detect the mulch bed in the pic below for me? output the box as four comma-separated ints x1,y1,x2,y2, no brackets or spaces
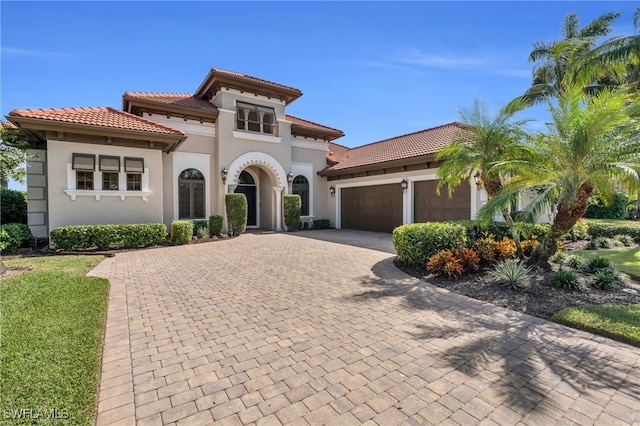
394,244,640,320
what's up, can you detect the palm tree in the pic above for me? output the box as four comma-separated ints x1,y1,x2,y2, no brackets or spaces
523,12,622,104
478,85,640,264
435,99,530,257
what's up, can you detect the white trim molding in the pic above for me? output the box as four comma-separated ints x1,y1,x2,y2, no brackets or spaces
226,152,287,188
232,130,282,144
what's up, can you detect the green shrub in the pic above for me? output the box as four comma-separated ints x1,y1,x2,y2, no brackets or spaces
449,220,549,245
567,254,585,269
473,234,497,265
170,220,193,245
591,269,622,291
585,193,628,220
50,223,167,250
0,223,33,253
493,259,531,289
587,255,614,273
192,220,208,237
225,193,247,235
209,215,223,236
0,188,27,224
393,222,467,267
614,234,634,247
569,221,589,240
196,227,209,238
550,251,567,263
283,194,302,232
313,219,330,229
586,219,640,239
551,269,583,291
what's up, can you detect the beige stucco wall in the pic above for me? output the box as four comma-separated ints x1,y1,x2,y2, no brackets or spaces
291,138,333,224
46,140,164,232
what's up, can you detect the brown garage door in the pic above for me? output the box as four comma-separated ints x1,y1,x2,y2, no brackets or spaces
341,184,403,233
414,181,470,222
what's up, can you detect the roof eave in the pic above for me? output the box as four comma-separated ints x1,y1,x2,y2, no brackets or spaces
6,115,185,152
318,153,439,177
123,95,219,122
291,124,345,141
195,70,303,105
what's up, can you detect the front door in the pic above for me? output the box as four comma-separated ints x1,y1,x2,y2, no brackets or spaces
235,170,257,226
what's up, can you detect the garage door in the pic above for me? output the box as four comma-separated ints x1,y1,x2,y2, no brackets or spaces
341,184,403,233
414,181,470,222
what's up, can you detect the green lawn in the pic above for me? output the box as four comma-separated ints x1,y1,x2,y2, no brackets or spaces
573,247,640,279
555,246,640,346
553,304,640,346
0,256,108,425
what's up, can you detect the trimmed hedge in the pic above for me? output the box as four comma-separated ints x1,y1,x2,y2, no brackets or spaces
449,220,549,244
209,215,223,236
586,219,640,239
585,193,628,220
0,223,33,253
170,221,193,245
226,193,247,235
284,194,302,232
1,188,27,224
50,223,167,250
313,219,331,229
393,222,467,267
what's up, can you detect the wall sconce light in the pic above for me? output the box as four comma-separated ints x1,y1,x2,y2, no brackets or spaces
400,178,408,192
473,171,482,187
287,172,294,185
221,168,228,183
329,186,335,197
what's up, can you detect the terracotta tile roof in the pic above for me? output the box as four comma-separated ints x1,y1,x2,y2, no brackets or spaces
327,141,350,165
8,107,185,136
324,122,468,172
210,68,302,96
287,115,342,133
123,92,218,111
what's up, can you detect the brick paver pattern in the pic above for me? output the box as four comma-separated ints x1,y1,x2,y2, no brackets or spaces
89,230,640,425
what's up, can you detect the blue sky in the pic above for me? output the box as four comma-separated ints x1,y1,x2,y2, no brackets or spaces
2,1,638,156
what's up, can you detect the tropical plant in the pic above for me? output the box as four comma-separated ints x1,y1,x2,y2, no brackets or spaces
550,250,567,263
435,99,530,258
427,249,463,279
479,84,640,264
493,259,531,289
587,255,614,273
567,254,585,269
591,268,622,291
523,12,623,105
551,269,583,291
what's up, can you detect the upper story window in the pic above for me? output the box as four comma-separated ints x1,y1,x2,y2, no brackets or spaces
236,101,276,135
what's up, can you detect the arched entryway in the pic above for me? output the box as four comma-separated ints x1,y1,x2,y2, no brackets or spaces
234,170,258,227
226,152,287,231
179,168,205,219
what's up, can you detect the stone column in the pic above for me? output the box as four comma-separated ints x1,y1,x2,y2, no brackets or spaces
273,186,284,231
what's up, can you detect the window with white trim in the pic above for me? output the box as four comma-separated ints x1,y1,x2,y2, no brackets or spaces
100,155,120,190
125,157,144,191
236,101,276,135
72,153,95,190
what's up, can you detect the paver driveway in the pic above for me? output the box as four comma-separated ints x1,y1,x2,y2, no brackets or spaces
89,230,640,425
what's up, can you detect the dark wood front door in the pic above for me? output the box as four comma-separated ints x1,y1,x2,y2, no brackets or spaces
234,185,257,226
414,180,470,222
341,184,403,233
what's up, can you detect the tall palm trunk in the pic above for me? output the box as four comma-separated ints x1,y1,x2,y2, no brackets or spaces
529,182,594,264
484,177,525,259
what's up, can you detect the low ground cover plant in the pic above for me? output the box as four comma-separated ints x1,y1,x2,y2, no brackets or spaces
553,304,640,346
493,259,531,289
551,269,583,292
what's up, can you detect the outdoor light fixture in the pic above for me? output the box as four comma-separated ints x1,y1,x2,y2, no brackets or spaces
473,171,482,187
221,168,228,183
400,178,408,192
287,172,294,185
329,186,335,196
